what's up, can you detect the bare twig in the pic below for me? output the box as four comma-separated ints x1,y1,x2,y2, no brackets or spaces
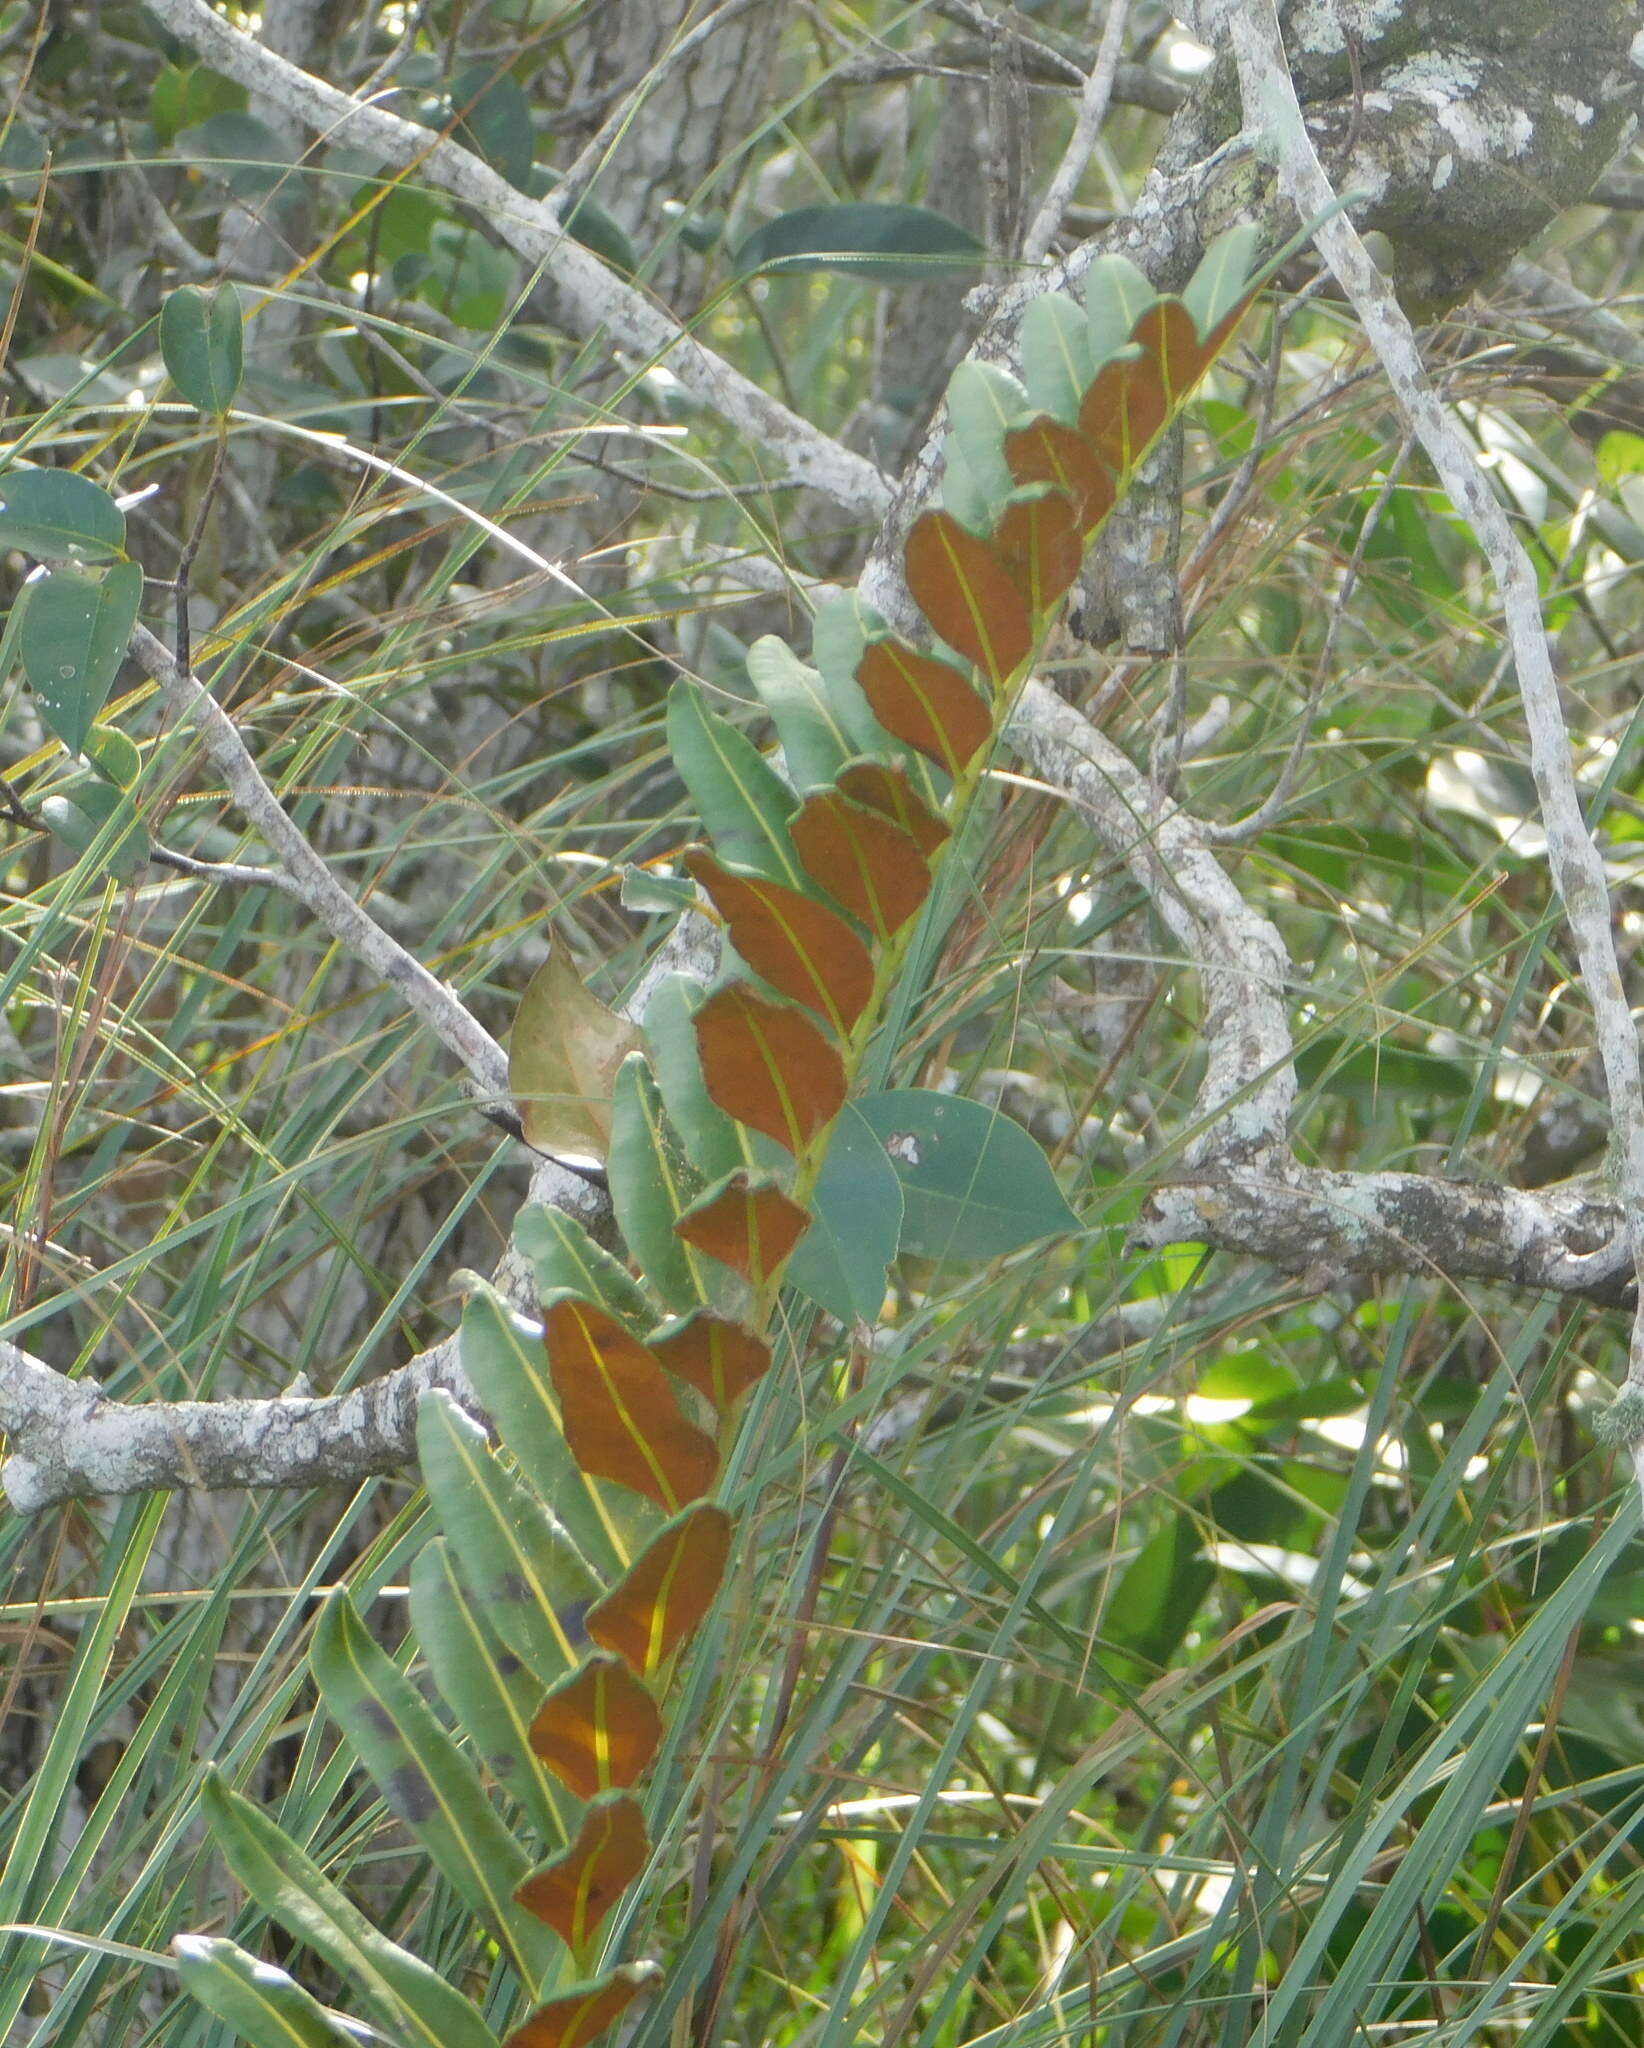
128,623,511,1102
147,844,308,896
1019,0,1131,267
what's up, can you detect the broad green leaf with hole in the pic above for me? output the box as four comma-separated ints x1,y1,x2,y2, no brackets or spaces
458,1282,640,1580
19,560,141,754
417,1388,602,1691
409,1537,575,1851
160,283,243,414
0,468,125,561
855,1088,1078,1261
667,678,803,885
786,1103,902,1325
172,1936,364,2048
310,1588,555,1985
196,1769,503,2048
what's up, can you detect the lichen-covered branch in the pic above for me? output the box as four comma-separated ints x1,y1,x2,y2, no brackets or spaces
1010,684,1631,1302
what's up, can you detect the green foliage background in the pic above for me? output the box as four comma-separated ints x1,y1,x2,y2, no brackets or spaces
2,3,1644,2045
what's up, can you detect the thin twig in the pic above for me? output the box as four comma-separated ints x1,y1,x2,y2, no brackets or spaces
172,426,227,676
1019,0,1132,267
128,622,512,1101
147,844,309,896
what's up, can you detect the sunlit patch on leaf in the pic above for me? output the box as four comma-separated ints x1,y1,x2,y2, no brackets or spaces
586,1503,732,1676
648,1310,772,1409
514,1794,649,1950
693,983,846,1150
545,1298,719,1513
528,1653,662,1800
790,788,932,940
904,510,1033,682
673,1171,810,1286
510,946,643,1160
682,847,875,1036
505,1962,662,2048
856,638,992,779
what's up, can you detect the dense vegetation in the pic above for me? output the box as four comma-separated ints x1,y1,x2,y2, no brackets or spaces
4,4,1644,2045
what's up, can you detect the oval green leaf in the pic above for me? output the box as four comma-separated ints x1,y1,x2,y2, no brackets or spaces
19,560,142,755
854,1088,1078,1261
160,282,244,414
0,468,125,562
786,1102,903,1325
172,1936,365,2048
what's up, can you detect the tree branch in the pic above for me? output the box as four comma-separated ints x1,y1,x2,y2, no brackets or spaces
129,624,512,1103
1225,0,1644,1364
141,0,891,520
0,913,718,1513
1010,683,1632,1303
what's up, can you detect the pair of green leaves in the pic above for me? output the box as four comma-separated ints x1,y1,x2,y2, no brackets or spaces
0,285,240,771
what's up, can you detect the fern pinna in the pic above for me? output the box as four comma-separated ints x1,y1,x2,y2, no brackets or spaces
176,229,1265,2048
